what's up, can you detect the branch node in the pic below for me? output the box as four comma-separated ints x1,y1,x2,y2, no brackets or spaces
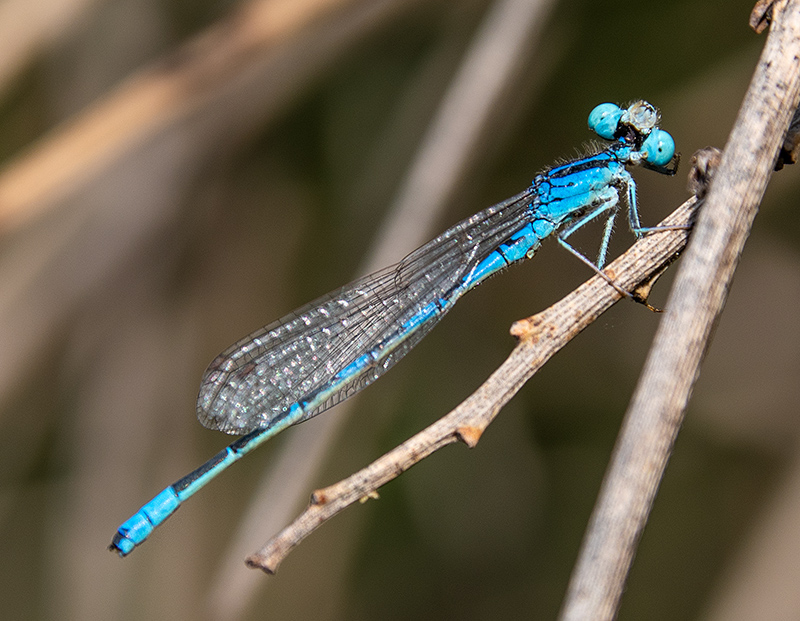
310,489,329,505
245,554,277,575
750,0,777,33
456,425,484,447
509,314,549,340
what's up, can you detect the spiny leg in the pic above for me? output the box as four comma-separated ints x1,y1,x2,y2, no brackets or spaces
557,190,633,299
622,169,690,238
597,209,617,269
557,191,619,268
557,189,660,310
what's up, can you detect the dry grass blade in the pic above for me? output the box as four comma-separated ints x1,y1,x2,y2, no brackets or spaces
0,0,409,233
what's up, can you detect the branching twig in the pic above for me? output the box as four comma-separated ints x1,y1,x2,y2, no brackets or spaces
245,196,699,574
560,2,800,619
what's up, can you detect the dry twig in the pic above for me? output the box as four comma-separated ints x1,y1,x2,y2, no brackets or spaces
560,2,800,619
246,196,699,574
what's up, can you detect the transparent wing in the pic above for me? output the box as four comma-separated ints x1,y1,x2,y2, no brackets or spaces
197,187,539,435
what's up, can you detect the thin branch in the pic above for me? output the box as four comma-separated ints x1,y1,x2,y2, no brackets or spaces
245,196,699,574
560,2,800,620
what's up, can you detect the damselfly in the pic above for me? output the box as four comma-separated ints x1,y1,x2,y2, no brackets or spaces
111,100,677,556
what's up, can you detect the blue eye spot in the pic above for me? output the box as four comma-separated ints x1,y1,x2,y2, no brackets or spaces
588,103,623,140
641,129,675,167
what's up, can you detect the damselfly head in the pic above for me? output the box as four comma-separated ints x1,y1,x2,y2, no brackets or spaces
589,100,678,174
588,100,660,144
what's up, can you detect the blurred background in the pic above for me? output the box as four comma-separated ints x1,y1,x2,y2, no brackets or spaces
1,0,798,619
